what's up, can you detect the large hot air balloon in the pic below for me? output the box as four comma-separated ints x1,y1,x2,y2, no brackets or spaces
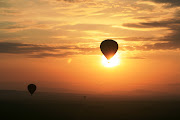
100,39,118,60
27,84,36,96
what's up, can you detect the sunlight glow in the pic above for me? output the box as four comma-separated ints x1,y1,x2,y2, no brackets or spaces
102,53,120,67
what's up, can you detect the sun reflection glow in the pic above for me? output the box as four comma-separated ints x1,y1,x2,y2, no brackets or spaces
102,53,120,67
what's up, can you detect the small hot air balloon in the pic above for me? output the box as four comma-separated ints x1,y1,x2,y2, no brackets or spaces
83,96,86,100
27,84,36,96
100,39,118,60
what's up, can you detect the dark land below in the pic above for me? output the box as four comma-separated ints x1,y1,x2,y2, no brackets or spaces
0,90,180,120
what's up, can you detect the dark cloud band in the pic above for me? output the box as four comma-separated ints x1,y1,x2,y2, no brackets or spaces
144,0,180,7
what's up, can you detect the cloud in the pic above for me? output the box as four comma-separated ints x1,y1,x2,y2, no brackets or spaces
0,42,56,54
59,24,112,32
0,42,100,58
1,0,179,53
0,21,26,31
123,19,180,28
122,14,180,50
135,42,180,50
0,0,11,8
115,37,157,41
28,52,76,58
144,0,180,7
56,0,90,3
124,56,146,59
0,21,56,33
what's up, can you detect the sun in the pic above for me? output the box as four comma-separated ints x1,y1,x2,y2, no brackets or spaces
102,53,120,67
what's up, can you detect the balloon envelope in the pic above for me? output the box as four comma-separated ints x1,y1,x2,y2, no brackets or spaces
27,84,36,95
100,39,118,60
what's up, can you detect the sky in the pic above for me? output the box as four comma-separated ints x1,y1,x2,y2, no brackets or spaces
0,0,180,96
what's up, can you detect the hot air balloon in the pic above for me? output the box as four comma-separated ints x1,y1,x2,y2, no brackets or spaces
83,96,86,100
100,39,118,60
27,84,36,96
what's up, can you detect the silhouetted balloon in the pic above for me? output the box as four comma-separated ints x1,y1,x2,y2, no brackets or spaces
83,96,86,100
100,39,118,60
27,84,36,96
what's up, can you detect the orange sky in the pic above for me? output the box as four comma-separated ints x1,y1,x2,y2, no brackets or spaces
0,0,180,96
